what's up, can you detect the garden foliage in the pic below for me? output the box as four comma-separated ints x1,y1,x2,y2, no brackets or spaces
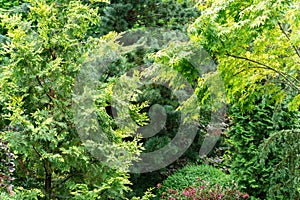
0,0,299,199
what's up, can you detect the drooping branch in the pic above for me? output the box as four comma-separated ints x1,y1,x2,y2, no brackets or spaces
226,53,300,92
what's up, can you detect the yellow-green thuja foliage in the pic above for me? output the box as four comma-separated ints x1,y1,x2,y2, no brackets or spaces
0,1,143,199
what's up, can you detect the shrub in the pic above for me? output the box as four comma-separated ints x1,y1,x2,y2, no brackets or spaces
157,164,235,198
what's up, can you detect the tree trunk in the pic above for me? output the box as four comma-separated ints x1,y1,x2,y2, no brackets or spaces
44,161,52,198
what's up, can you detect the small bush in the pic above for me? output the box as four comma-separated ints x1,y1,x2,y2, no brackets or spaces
157,164,234,198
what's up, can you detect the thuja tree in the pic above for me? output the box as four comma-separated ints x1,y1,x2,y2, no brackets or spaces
0,1,143,199
189,0,300,198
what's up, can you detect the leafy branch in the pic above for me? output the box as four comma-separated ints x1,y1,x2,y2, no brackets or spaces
226,53,300,92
